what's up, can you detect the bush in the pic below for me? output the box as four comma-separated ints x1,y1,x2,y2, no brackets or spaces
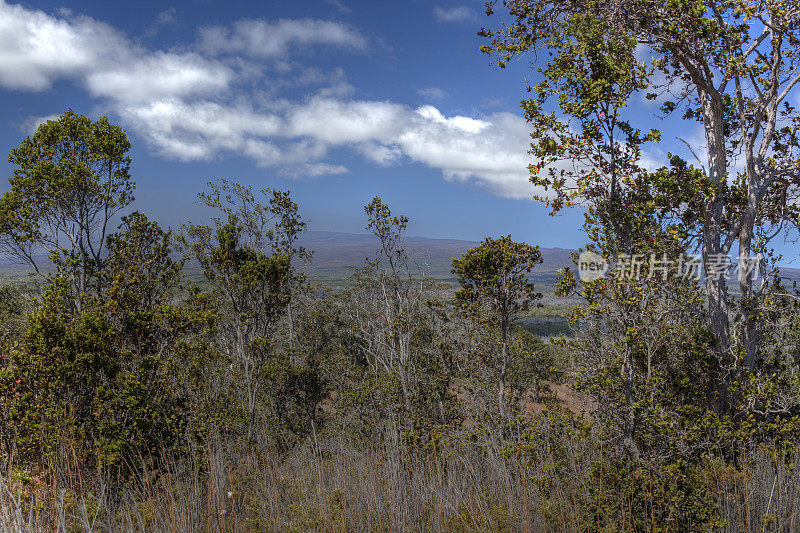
0,278,215,476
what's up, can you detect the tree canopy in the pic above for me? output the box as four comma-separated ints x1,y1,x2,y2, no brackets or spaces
480,0,800,375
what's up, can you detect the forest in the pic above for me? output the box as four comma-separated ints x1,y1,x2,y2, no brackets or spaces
3,0,800,531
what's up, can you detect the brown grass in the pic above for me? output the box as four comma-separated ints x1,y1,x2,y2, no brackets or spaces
2,428,800,532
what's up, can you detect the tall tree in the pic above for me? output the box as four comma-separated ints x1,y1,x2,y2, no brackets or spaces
184,180,304,438
452,235,542,415
480,0,800,393
344,197,435,413
0,109,134,310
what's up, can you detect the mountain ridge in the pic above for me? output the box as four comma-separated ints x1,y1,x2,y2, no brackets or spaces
297,230,573,282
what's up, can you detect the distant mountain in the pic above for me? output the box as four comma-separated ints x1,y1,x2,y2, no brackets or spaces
296,231,800,288
297,231,573,283
3,230,799,290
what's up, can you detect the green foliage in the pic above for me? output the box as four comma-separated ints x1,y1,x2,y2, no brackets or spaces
364,196,409,271
184,180,308,442
330,198,460,436
453,236,544,417
481,0,800,377
452,235,542,319
0,109,134,309
0,284,27,344
0,286,210,473
4,106,800,530
507,329,553,401
0,214,215,475
581,454,725,531
479,0,800,465
103,211,183,314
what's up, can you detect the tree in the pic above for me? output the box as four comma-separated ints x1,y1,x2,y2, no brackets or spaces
184,180,304,438
480,0,800,405
103,212,184,316
452,235,542,415
0,214,214,473
271,189,312,354
0,109,134,311
342,197,446,418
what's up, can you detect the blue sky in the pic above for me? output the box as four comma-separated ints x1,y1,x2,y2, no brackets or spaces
2,0,795,267
0,0,593,247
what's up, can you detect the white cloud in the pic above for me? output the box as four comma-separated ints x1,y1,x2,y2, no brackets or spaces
0,1,121,89
287,98,406,144
86,52,232,104
284,163,349,178
22,113,61,134
0,0,231,103
198,18,366,58
0,0,540,197
117,99,284,161
154,8,177,27
415,105,490,134
639,146,669,172
356,142,403,166
324,0,351,14
396,108,533,198
117,94,537,197
283,100,533,197
433,6,475,24
143,8,179,39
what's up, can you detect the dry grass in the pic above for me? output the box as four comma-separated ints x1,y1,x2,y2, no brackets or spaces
2,427,800,532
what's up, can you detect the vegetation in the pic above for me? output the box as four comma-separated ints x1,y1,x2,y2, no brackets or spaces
452,236,543,414
2,4,800,526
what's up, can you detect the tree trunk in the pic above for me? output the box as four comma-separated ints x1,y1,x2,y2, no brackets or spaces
739,193,760,370
622,346,639,459
287,299,295,360
499,316,508,417
701,91,732,413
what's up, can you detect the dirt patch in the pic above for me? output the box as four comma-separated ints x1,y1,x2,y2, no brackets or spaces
523,382,594,416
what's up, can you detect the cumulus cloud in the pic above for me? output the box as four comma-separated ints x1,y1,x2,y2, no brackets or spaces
356,142,403,166
414,105,489,134
0,1,122,89
397,108,532,198
433,6,475,24
116,99,284,161
0,0,231,101
198,19,366,58
122,95,536,197
287,98,407,144
285,163,349,178
86,52,232,104
0,0,540,198
22,113,61,134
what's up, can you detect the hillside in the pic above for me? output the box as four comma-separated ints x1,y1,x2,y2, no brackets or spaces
296,230,573,285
